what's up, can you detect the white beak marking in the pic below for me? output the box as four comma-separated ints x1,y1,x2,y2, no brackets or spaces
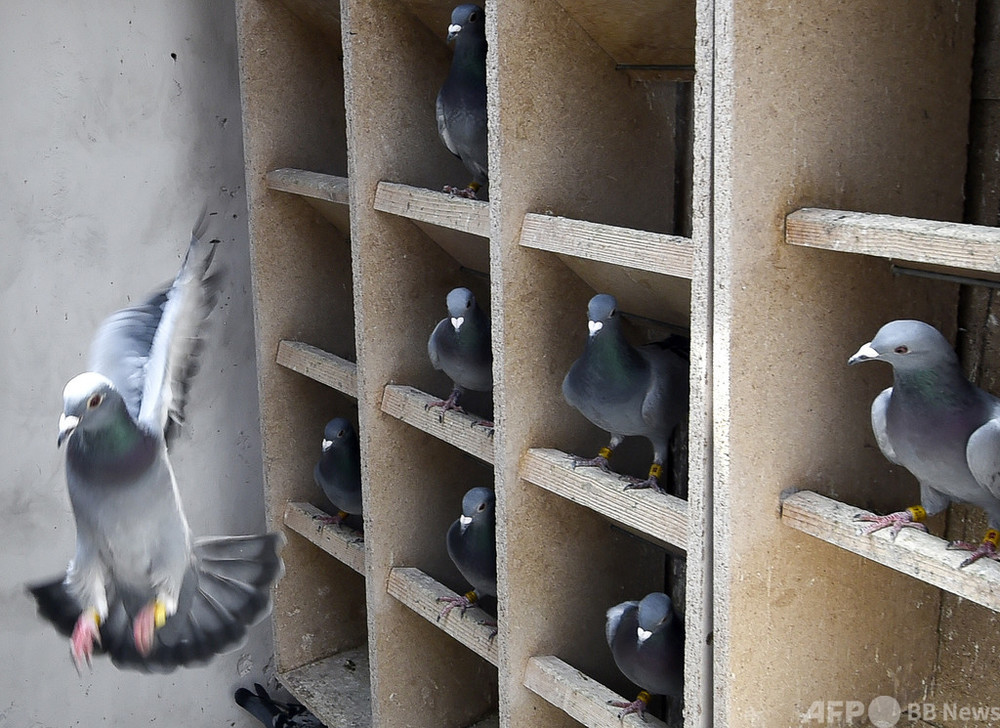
637,627,653,643
460,515,473,526
451,316,465,332
588,320,603,336
322,439,333,451
448,23,462,34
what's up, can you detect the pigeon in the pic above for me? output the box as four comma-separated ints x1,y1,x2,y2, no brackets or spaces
436,4,488,199
606,592,684,720
562,294,690,493
235,683,326,727
313,417,362,527
437,486,497,622
27,210,284,672
849,319,1000,566
427,287,493,426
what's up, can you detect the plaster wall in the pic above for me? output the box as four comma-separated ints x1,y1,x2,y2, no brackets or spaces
0,2,271,725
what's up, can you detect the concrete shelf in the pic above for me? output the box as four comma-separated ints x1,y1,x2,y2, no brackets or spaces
374,181,490,273
786,208,1000,279
780,490,1000,614
283,501,366,576
387,567,499,666
266,168,351,234
380,384,495,465
521,448,688,552
279,647,372,728
276,340,359,399
524,655,669,728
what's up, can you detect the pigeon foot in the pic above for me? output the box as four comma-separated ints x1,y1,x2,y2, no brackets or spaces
622,463,668,494
443,182,480,199
570,447,614,473
854,507,928,540
437,590,478,621
70,608,102,672
133,600,167,656
609,690,652,720
316,510,348,527
426,388,466,422
948,530,1000,568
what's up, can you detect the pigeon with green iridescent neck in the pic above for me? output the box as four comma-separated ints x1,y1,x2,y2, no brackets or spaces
437,4,488,198
314,417,363,526
438,487,496,621
27,210,284,672
849,319,1000,566
606,592,684,720
562,293,689,493
427,287,493,425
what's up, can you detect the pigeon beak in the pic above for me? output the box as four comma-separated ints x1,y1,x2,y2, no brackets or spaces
451,316,465,332
848,342,880,366
447,23,462,42
322,438,333,452
636,627,653,644
57,413,79,447
588,320,603,337
459,514,473,533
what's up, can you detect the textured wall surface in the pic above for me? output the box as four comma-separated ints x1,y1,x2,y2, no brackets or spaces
0,2,272,725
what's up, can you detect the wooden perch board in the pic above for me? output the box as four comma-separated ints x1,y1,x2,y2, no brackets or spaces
283,501,366,575
524,655,668,728
387,567,499,666
786,208,1000,275
279,646,372,728
781,490,1000,613
520,448,687,552
518,212,694,280
276,340,358,399
266,168,351,233
380,384,495,464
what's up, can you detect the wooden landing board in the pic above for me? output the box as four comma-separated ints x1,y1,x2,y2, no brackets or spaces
521,448,687,552
284,501,366,575
380,384,495,464
387,567,499,666
279,646,372,728
266,168,351,233
786,208,1000,275
781,490,1000,613
518,213,694,280
524,655,668,728
276,340,358,399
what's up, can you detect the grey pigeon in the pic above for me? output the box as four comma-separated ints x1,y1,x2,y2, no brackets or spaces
427,287,493,425
28,211,284,672
313,417,362,526
437,486,497,621
606,592,684,721
436,4,488,199
850,319,1000,566
235,683,326,727
563,294,690,493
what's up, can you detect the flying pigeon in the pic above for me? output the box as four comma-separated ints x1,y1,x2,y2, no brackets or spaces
606,592,684,720
314,417,363,527
436,4,488,198
563,294,690,493
427,287,493,426
27,210,284,672
850,319,1000,566
235,683,326,727
437,487,497,622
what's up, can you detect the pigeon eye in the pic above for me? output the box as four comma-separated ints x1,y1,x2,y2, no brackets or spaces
477,502,485,512
468,11,477,21
894,345,909,354
87,394,103,409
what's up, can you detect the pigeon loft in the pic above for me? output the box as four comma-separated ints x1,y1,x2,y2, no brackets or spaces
235,0,992,725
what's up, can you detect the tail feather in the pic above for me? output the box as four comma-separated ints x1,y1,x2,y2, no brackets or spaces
26,532,284,673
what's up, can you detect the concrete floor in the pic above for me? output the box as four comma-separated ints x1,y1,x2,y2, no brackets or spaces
1,2,274,725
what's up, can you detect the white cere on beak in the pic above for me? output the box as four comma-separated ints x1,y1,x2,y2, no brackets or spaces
460,515,473,526
451,316,465,332
588,320,604,336
448,23,462,34
322,439,333,451
58,413,80,447
636,627,653,644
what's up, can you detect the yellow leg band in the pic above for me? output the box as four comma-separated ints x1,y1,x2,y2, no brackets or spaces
906,505,927,523
985,530,1000,547
636,690,652,705
648,463,664,479
154,601,167,629
338,510,349,520
468,181,481,192
597,446,614,460
464,591,478,604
